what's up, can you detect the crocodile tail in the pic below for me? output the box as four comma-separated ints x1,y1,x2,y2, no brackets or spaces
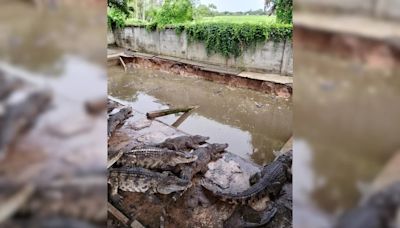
200,179,241,204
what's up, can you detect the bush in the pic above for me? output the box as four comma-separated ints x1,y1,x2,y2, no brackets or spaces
152,0,193,28
275,0,292,24
108,7,127,29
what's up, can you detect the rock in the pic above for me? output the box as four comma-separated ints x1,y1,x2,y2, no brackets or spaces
204,152,260,193
128,118,152,131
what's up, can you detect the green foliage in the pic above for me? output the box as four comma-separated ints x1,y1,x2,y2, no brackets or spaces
108,0,129,14
193,4,217,19
108,7,127,29
275,0,292,24
214,9,265,16
196,15,276,24
184,22,292,58
174,24,186,35
145,22,158,32
152,0,193,28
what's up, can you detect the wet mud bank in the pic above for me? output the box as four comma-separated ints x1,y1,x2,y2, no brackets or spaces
294,24,400,71
107,98,293,228
108,53,292,98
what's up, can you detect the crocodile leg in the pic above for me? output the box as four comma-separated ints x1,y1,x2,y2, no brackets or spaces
249,172,262,186
242,207,277,228
186,141,199,150
110,184,123,206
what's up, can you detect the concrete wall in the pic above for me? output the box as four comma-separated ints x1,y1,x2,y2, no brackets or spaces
107,29,115,45
295,0,400,21
112,26,293,76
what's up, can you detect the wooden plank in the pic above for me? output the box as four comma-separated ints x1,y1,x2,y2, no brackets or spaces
171,106,198,128
0,184,35,223
370,150,400,194
280,136,293,152
146,106,196,119
107,202,130,225
119,57,127,72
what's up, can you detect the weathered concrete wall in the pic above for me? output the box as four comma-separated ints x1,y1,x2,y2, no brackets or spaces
296,0,400,21
107,29,115,45
113,27,293,76
375,0,400,20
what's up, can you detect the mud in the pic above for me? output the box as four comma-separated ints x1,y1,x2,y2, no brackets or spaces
115,54,293,98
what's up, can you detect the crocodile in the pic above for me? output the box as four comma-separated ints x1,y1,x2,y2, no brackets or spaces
202,150,292,205
335,181,400,228
107,106,132,137
154,135,210,151
108,167,192,202
0,90,51,158
223,204,278,228
179,143,228,180
116,147,198,169
107,100,119,113
0,75,22,100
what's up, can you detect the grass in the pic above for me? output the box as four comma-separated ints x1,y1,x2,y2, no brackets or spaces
125,15,278,26
125,18,148,26
194,15,277,24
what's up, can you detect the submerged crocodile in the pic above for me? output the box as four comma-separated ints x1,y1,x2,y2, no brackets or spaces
107,106,132,137
179,143,228,180
116,147,198,169
154,135,210,151
202,150,292,205
335,181,400,228
108,167,191,201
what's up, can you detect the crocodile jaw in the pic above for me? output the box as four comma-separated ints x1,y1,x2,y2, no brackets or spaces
171,154,198,165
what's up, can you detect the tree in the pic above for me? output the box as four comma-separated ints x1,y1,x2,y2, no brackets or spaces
108,0,129,29
193,4,216,18
108,0,129,14
153,0,193,25
208,3,217,11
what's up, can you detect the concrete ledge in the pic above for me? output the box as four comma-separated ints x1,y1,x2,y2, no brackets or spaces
294,12,400,70
295,12,400,41
238,72,293,85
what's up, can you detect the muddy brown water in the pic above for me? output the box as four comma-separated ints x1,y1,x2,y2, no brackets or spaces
108,66,292,165
294,50,400,227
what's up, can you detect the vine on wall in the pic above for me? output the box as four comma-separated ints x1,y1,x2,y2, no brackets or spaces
184,22,292,58
275,0,293,24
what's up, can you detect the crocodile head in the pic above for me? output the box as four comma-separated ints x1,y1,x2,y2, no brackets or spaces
119,106,132,116
276,150,292,177
157,173,192,194
209,143,228,151
207,143,228,159
276,150,292,165
171,151,198,165
191,135,210,145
